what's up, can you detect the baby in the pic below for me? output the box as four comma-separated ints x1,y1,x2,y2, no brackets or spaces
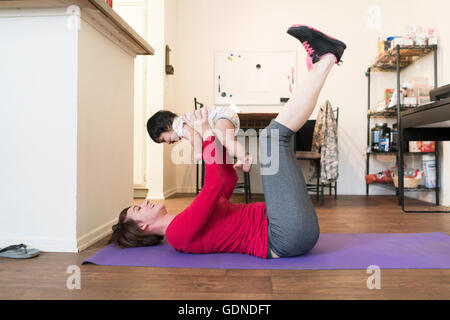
147,106,252,172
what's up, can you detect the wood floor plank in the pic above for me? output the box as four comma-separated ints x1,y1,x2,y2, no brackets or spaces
0,195,449,300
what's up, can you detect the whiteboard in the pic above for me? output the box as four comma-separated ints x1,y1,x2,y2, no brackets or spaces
214,51,297,105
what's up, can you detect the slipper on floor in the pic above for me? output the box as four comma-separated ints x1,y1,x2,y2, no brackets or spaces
0,244,40,259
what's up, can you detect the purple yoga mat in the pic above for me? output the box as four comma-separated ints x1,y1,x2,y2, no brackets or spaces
83,232,450,270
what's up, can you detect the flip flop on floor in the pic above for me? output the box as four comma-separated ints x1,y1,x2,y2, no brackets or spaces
0,244,40,259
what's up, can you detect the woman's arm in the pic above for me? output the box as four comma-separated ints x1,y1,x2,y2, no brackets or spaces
183,119,238,199
221,162,238,199
214,143,238,200
222,136,252,172
166,136,226,248
213,119,252,172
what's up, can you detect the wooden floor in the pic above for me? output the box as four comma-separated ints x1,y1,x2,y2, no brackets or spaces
1,194,449,300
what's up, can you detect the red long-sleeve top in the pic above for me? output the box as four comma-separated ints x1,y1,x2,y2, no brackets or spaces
165,136,269,259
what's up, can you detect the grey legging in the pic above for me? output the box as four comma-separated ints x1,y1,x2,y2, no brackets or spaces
259,119,320,258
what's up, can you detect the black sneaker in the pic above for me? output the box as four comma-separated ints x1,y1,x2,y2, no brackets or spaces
287,24,347,71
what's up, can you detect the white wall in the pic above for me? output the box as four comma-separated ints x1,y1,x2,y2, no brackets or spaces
0,7,139,252
163,0,179,197
0,11,79,251
76,18,135,251
114,0,179,199
170,0,450,203
113,1,149,189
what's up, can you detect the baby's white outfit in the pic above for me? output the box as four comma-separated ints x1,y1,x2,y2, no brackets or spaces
172,106,240,139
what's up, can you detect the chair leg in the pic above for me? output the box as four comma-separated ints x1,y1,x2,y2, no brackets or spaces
196,162,199,194
247,172,252,201
244,172,249,204
201,161,205,188
315,160,320,201
320,183,324,206
334,181,337,199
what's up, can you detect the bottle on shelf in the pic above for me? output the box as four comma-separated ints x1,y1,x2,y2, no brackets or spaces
371,125,381,151
379,124,391,152
371,123,390,152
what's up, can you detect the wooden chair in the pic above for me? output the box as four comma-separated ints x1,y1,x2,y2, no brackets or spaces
295,108,339,205
194,98,251,203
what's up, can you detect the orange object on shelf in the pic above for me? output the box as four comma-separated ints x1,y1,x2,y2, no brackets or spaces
365,170,393,184
385,89,394,105
421,141,435,152
365,174,377,184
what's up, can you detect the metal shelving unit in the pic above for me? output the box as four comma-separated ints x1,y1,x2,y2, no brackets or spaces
365,45,440,212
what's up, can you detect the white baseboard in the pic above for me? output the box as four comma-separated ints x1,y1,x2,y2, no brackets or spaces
164,187,178,198
0,236,78,253
176,186,196,193
146,187,178,199
0,219,123,253
133,187,148,199
76,218,117,252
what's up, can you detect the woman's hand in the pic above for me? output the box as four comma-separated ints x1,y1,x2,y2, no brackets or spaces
182,109,214,140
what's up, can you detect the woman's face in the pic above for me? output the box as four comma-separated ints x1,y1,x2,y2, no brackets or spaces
126,200,167,230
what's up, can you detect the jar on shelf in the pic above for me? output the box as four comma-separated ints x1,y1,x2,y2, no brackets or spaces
380,124,391,152
371,125,381,151
371,123,390,152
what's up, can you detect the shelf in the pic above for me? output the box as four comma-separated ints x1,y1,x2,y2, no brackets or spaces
370,45,436,71
367,151,434,155
366,43,440,212
368,106,419,118
398,186,438,192
367,182,438,192
385,104,420,110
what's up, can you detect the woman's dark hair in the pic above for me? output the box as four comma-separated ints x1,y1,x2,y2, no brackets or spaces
147,110,178,143
109,206,164,248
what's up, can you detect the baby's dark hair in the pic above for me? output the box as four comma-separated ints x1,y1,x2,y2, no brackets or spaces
146,110,178,143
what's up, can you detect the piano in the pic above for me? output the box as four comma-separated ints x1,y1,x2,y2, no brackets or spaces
401,84,450,140
397,84,450,213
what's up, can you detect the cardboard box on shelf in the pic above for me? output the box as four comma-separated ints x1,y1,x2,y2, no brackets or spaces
409,141,421,152
408,141,435,152
421,141,435,152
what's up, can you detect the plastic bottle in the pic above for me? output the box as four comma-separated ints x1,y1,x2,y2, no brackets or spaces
378,37,385,55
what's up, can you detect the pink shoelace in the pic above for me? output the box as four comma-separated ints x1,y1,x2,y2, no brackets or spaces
303,41,315,71
302,41,339,71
